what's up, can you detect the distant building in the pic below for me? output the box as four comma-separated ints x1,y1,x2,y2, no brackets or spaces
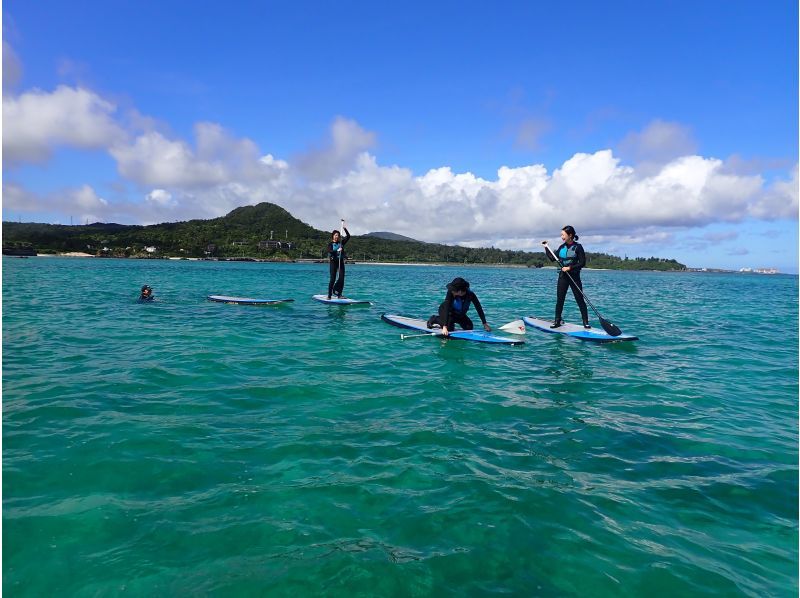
257,240,295,250
145,246,157,254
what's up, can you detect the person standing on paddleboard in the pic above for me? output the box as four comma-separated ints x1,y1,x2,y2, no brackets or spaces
327,223,350,299
544,226,590,329
426,277,491,337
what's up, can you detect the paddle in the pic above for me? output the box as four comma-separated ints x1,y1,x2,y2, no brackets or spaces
400,319,524,340
543,243,622,337
400,331,443,340
499,319,526,335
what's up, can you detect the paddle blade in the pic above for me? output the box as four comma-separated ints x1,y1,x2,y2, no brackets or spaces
499,319,526,335
600,317,622,337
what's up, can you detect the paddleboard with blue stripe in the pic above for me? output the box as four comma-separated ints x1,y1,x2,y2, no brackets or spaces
523,316,638,342
382,314,524,345
207,295,294,305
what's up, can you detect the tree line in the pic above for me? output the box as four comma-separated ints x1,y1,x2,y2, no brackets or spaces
2,202,686,271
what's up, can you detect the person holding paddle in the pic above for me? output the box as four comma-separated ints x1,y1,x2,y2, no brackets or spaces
326,221,350,299
426,277,491,337
544,226,590,329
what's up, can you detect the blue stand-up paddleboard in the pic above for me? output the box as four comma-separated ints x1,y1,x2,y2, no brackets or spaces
312,294,371,306
382,314,524,345
523,316,638,342
207,295,294,305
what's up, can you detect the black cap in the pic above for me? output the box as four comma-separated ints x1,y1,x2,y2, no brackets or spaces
446,277,470,292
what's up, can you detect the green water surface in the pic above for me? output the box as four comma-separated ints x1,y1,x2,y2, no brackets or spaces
3,257,798,596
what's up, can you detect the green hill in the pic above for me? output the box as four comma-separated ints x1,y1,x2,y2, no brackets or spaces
2,202,686,270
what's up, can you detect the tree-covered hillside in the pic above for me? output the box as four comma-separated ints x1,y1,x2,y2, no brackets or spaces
2,202,686,270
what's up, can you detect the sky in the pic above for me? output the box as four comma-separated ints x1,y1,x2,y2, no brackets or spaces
2,0,798,271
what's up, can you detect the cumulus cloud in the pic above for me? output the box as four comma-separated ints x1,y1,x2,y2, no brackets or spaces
748,165,799,219
110,123,289,193
262,145,790,250
3,182,109,223
295,116,376,180
145,189,175,207
2,76,795,254
3,85,125,163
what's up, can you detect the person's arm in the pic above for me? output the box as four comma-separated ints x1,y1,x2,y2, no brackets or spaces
342,228,351,245
441,291,454,335
544,242,561,264
470,292,491,331
572,243,586,270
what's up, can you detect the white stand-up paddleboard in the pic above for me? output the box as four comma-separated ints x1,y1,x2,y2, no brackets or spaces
312,295,371,305
523,316,638,342
207,295,294,305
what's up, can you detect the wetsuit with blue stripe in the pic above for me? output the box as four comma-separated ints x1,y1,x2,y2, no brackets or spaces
547,241,589,325
428,290,487,331
327,228,350,297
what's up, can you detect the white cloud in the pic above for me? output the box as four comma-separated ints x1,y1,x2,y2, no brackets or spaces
71,184,108,209
2,81,795,255
295,116,376,180
246,143,784,254
748,165,799,219
109,123,290,194
111,130,226,187
3,85,125,162
145,189,175,207
3,182,108,223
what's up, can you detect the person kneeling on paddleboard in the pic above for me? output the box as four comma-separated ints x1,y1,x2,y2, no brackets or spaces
544,225,590,329
426,277,491,337
326,224,350,299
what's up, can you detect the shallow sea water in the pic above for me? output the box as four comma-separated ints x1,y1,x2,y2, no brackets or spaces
3,257,798,596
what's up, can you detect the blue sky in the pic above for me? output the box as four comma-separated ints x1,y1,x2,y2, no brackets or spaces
3,0,798,271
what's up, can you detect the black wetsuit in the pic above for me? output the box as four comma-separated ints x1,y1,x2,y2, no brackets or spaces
327,228,350,297
547,242,589,324
427,290,487,331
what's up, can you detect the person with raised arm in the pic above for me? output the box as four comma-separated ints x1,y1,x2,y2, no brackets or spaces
326,220,350,299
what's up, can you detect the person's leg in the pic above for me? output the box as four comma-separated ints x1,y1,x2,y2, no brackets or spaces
428,301,448,328
454,314,473,330
334,261,346,296
552,274,569,327
569,273,590,326
327,260,337,298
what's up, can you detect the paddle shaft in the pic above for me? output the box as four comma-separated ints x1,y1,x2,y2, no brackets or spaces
339,220,345,271
400,332,442,340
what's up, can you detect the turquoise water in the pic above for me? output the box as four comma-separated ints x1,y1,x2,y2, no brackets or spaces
4,257,798,596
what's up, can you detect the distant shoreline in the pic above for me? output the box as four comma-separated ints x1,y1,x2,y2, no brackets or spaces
16,253,792,274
